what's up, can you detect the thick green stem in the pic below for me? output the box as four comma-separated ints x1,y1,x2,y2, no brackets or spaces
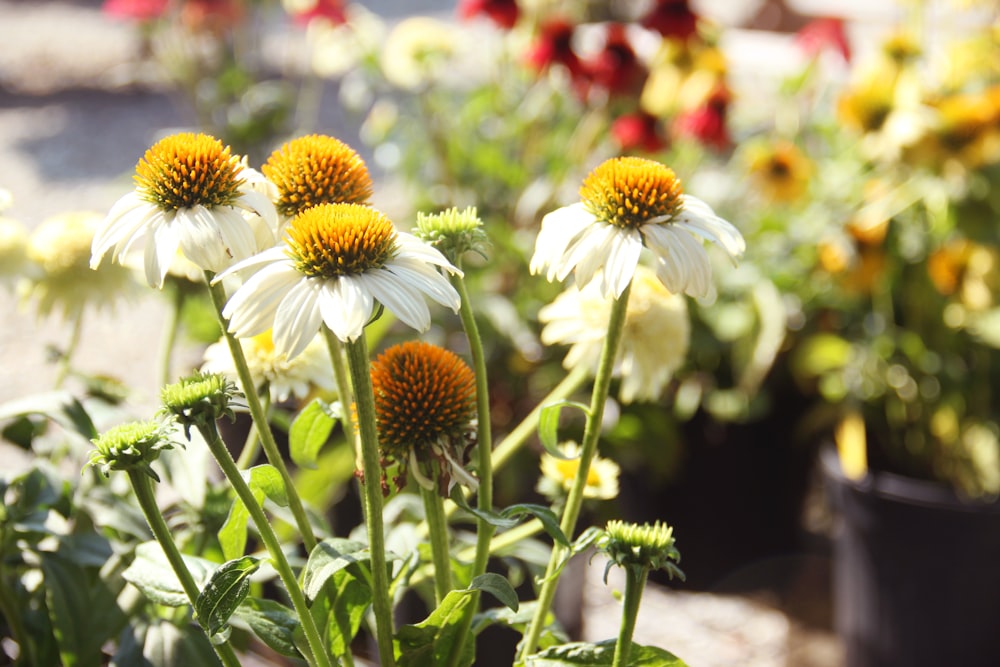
206,275,318,553
445,270,495,667
157,284,185,389
323,327,357,449
344,334,397,667
235,392,268,470
198,423,332,667
518,282,632,660
612,567,648,667
419,482,452,605
127,469,242,667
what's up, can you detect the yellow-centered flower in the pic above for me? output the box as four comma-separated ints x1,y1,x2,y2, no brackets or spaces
218,203,460,357
262,134,373,220
530,156,744,299
538,441,620,500
370,341,478,494
92,133,277,288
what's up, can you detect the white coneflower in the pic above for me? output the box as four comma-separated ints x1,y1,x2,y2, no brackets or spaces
530,156,744,299
538,441,620,501
91,132,278,288
218,202,461,358
201,328,336,404
539,265,690,404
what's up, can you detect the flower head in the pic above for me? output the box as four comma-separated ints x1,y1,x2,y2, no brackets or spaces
414,206,489,264
261,134,373,220
92,132,278,288
201,329,336,404
370,341,478,495
88,420,175,482
540,265,689,403
530,156,744,299
219,203,461,356
746,139,814,204
597,519,684,580
160,372,241,438
538,441,620,501
22,211,137,320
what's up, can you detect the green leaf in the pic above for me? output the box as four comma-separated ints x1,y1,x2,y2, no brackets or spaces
248,464,288,507
218,465,287,561
234,597,301,658
141,617,224,667
468,573,519,612
309,566,372,658
501,504,569,547
538,401,590,457
196,556,261,637
524,639,688,666
122,541,216,607
397,590,475,667
301,538,370,601
289,399,338,470
0,390,97,441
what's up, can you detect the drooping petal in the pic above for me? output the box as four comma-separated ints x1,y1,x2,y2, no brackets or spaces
223,262,302,337
91,192,151,267
174,206,229,271
146,220,180,288
599,227,643,299
361,268,432,332
530,203,594,279
384,257,462,311
273,277,324,359
320,276,374,342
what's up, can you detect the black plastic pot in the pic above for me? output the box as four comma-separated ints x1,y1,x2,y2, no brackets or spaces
821,447,1000,667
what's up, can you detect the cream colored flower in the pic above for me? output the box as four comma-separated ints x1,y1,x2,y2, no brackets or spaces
538,441,620,500
530,156,744,300
22,211,137,320
539,265,689,404
380,16,459,90
201,328,335,404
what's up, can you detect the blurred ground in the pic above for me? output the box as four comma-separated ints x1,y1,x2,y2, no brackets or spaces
0,0,864,664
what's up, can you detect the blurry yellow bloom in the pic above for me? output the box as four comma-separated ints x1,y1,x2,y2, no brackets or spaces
538,441,620,500
919,86,1000,170
21,211,137,320
201,329,336,404
745,140,813,204
641,39,727,118
381,17,459,90
928,239,998,311
539,265,690,404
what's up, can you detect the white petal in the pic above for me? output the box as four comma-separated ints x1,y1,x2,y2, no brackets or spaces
530,204,594,278
273,278,324,360
236,189,279,232
361,269,432,332
92,192,150,266
223,263,301,336
384,258,461,311
395,232,462,274
146,221,180,288
677,195,746,260
600,228,642,298
174,206,228,271
213,207,260,265
560,223,616,287
320,276,373,342
214,246,290,282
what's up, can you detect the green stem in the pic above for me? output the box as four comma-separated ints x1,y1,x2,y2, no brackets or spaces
236,391,268,470
323,327,357,449
344,333,397,667
157,284,185,389
127,469,242,667
54,311,84,389
518,282,632,660
491,365,590,473
445,270,495,667
612,567,649,667
198,422,333,667
419,481,452,605
206,275,319,553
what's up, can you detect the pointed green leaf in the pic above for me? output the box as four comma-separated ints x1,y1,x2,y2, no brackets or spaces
301,538,370,601
248,464,288,507
196,556,260,637
468,573,519,612
308,566,372,658
289,399,338,470
524,639,688,666
218,465,288,561
538,401,590,457
235,597,301,658
397,590,475,667
501,504,569,547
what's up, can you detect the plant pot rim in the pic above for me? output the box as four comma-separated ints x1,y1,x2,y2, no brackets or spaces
819,444,1000,514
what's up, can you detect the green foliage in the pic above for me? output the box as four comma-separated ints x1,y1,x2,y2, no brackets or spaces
524,640,688,666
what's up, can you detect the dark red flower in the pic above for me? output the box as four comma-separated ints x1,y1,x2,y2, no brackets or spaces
612,111,667,153
290,0,347,26
583,23,645,97
672,84,732,151
795,17,851,63
642,0,699,41
524,18,585,80
457,0,519,30
102,0,169,21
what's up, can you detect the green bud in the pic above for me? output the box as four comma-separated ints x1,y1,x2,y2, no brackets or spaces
160,372,240,437
414,206,489,263
597,519,685,582
88,420,174,481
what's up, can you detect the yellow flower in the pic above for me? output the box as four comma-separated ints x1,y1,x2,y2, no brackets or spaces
539,265,690,404
381,17,460,90
745,139,813,204
538,441,620,500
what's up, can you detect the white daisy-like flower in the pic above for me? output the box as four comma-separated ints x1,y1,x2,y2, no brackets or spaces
201,328,336,404
530,156,745,299
539,265,690,404
538,441,620,500
218,202,461,358
91,132,278,288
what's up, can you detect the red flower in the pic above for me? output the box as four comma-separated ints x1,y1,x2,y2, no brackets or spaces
457,0,519,30
102,0,169,21
795,17,851,63
524,18,585,80
180,0,244,33
290,0,347,26
583,23,645,97
612,111,667,153
642,0,699,41
672,85,732,150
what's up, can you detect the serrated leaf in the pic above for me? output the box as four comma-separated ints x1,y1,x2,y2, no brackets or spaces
289,399,337,470
122,541,216,607
501,504,569,547
469,573,519,612
196,556,260,637
524,639,689,666
234,597,301,658
301,538,370,601
538,401,590,457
